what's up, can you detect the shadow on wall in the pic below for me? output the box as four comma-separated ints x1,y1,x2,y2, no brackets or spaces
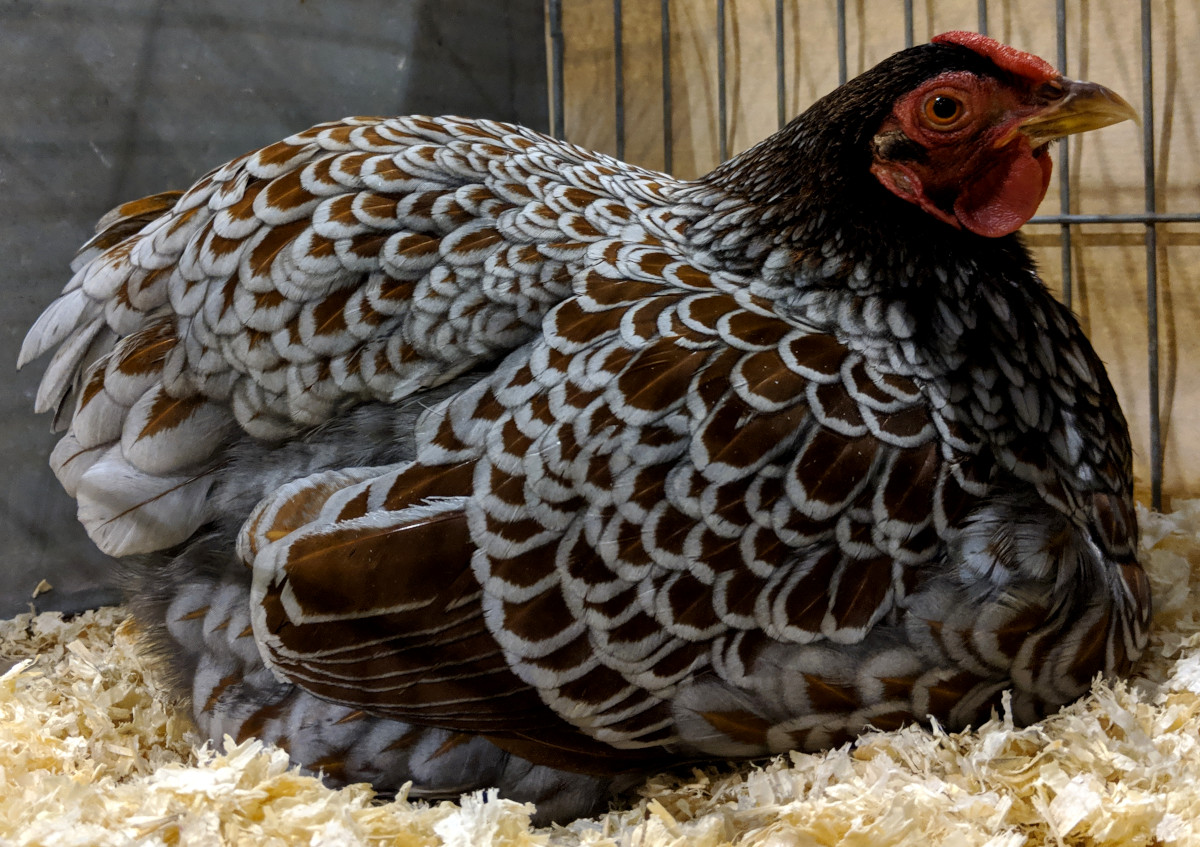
0,0,547,618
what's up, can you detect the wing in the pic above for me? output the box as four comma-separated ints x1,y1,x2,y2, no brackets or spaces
243,237,992,760
241,462,677,773
21,115,678,556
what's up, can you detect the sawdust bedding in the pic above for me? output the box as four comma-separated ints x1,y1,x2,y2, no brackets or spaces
1,503,1198,846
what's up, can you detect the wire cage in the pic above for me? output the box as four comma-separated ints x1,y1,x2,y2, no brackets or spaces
545,0,1199,512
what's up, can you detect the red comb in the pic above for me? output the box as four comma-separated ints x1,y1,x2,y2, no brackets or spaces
932,31,1057,83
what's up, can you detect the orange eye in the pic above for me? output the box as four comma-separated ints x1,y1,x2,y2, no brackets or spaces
923,93,965,127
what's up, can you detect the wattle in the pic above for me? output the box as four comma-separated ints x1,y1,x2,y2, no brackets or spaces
954,137,1053,237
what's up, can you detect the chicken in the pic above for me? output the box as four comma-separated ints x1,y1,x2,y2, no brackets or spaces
21,32,1148,822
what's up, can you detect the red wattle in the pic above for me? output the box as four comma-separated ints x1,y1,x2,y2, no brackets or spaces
953,139,1052,237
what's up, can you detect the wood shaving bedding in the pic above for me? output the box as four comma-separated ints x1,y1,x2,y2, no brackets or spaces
2,502,1198,846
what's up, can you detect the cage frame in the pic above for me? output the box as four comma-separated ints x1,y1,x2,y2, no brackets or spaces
546,0,1193,510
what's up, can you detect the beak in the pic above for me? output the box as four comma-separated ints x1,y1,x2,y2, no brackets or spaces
1000,77,1139,148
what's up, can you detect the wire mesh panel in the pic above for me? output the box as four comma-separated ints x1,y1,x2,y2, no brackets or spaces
546,0,1200,511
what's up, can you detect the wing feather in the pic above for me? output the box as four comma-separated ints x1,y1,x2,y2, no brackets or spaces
392,237,964,754
24,115,657,556
243,465,609,760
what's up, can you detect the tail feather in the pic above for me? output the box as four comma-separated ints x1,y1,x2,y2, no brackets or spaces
18,288,100,369
71,191,186,272
33,319,107,416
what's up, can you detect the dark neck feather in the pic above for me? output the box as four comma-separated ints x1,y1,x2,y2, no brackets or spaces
669,49,1132,508
677,40,1036,289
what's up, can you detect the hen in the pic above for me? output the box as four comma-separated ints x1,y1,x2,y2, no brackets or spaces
22,32,1148,822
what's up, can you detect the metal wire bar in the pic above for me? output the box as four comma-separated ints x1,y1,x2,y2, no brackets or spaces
1142,0,1162,510
549,0,564,139
661,0,673,172
717,0,728,161
1030,212,1200,225
904,0,914,48
836,0,847,84
1056,0,1073,307
977,0,988,35
775,0,786,129
613,0,625,160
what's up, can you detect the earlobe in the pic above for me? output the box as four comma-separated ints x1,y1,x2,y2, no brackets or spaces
871,159,962,230
870,159,917,201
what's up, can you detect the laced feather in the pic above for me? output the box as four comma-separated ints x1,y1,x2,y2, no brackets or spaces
74,446,215,556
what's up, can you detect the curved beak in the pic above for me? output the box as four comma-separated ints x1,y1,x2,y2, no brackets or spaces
1000,77,1139,148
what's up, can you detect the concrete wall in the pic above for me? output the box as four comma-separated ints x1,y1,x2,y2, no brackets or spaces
1,0,547,617
556,0,1199,509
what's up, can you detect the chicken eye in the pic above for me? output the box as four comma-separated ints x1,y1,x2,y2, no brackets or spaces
923,93,965,127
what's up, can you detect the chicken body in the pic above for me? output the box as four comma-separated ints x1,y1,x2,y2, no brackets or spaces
22,33,1150,821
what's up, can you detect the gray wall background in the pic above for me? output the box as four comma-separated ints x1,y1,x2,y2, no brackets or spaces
2,0,548,618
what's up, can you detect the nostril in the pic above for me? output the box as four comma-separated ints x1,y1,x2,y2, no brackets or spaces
1039,80,1066,102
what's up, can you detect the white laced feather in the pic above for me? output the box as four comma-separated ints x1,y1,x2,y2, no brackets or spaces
119,386,234,475
69,380,127,449
18,288,100,368
74,446,214,556
48,431,108,497
32,319,106,415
